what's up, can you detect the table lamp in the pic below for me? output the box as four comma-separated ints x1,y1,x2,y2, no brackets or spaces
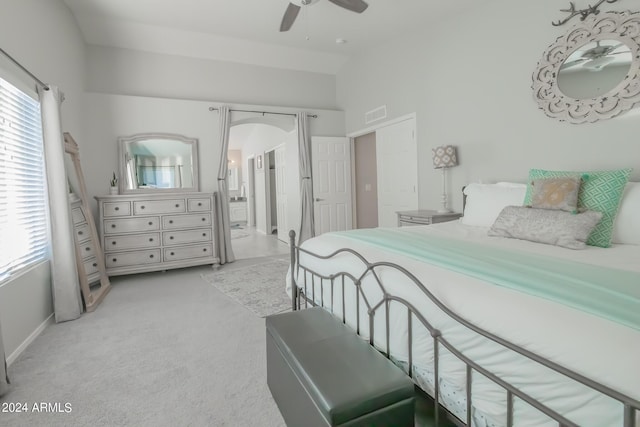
432,145,458,213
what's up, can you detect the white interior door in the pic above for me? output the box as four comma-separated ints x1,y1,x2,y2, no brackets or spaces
274,145,287,242
376,118,418,227
312,137,352,235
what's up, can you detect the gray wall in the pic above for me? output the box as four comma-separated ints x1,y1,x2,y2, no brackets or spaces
86,45,338,110
81,93,345,224
0,0,86,360
337,0,640,213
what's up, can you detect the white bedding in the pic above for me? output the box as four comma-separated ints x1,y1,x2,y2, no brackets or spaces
288,221,640,427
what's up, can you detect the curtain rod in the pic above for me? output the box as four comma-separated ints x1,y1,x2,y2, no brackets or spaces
0,47,49,90
208,107,317,118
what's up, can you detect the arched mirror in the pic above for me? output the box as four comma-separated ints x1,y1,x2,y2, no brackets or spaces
532,11,640,123
118,133,199,194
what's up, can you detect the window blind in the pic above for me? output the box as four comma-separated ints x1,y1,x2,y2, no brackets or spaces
0,75,48,283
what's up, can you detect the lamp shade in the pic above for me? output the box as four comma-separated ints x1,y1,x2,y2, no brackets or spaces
432,145,458,169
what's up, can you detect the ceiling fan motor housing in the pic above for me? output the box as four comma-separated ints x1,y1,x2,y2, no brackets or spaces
292,0,320,6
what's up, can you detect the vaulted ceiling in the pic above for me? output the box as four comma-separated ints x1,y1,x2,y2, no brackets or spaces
63,0,482,74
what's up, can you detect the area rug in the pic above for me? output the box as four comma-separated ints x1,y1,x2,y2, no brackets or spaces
201,256,291,317
231,228,250,239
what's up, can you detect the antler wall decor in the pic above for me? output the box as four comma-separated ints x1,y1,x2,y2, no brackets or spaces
552,0,620,26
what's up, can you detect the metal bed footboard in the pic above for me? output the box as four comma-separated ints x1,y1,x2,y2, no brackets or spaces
287,230,639,427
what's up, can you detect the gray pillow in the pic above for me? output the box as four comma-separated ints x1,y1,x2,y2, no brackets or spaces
488,206,603,250
529,176,581,213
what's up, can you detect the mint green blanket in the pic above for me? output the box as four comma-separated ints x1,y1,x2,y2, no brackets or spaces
333,228,640,331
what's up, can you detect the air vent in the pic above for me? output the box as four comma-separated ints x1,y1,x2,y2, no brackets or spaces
364,105,387,124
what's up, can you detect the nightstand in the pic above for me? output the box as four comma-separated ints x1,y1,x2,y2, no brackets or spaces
396,210,462,227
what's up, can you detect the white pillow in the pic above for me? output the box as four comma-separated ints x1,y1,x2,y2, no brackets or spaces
495,181,527,187
612,182,640,245
462,183,527,227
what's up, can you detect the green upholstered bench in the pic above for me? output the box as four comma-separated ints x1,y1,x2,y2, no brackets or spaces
266,307,415,427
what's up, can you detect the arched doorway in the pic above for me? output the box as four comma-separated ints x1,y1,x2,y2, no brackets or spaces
227,118,297,259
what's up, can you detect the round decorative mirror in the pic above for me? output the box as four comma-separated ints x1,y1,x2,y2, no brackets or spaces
532,11,640,123
558,39,633,99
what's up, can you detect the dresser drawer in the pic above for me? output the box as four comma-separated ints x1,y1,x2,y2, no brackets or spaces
398,215,432,225
134,199,186,215
71,207,86,225
164,244,213,262
163,229,212,246
78,240,96,260
162,213,212,229
103,201,131,217
74,223,91,243
106,249,161,268
188,197,212,212
104,232,160,251
104,217,160,234
83,257,100,276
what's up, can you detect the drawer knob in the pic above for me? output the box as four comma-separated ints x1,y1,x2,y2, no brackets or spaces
78,231,83,235
149,254,154,259
202,233,206,237
149,238,154,242
170,236,174,240
112,258,117,262
170,252,175,256
85,247,90,251
198,202,202,206
112,241,116,245
115,207,119,211
141,205,145,209
169,220,174,224
92,262,97,267
203,248,207,252
111,224,116,228
148,221,153,226
201,218,205,222
175,204,179,208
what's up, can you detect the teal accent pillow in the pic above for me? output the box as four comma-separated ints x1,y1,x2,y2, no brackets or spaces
523,168,632,248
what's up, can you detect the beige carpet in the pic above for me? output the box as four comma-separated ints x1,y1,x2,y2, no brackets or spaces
0,265,286,427
201,256,291,318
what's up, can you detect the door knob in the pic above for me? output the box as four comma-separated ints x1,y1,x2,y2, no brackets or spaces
315,198,324,202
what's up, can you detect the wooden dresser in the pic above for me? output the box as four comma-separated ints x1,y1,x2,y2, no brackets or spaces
95,192,219,276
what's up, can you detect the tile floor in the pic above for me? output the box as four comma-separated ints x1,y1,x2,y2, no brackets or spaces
231,225,290,260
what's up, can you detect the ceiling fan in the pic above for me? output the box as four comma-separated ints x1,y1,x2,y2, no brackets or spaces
560,41,628,71
280,0,369,32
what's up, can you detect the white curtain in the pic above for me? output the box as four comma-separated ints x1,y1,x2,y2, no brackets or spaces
0,317,8,397
215,106,235,264
39,86,82,322
297,112,315,245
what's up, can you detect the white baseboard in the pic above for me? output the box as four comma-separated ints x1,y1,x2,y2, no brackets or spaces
6,313,54,366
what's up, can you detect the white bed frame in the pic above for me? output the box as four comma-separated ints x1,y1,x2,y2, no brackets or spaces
287,230,639,427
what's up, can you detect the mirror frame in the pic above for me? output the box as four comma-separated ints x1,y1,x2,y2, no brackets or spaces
532,11,640,124
118,132,200,194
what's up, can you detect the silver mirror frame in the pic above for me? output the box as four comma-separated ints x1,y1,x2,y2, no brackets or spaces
532,11,640,124
118,132,200,194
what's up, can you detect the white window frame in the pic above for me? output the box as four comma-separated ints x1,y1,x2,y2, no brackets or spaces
0,74,49,284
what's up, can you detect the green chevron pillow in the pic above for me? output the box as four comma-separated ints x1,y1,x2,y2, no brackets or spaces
523,168,632,248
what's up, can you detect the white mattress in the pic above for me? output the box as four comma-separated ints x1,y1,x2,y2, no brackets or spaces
288,221,640,427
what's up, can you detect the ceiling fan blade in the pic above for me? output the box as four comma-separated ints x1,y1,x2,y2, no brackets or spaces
280,3,301,32
560,58,587,70
327,0,369,13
